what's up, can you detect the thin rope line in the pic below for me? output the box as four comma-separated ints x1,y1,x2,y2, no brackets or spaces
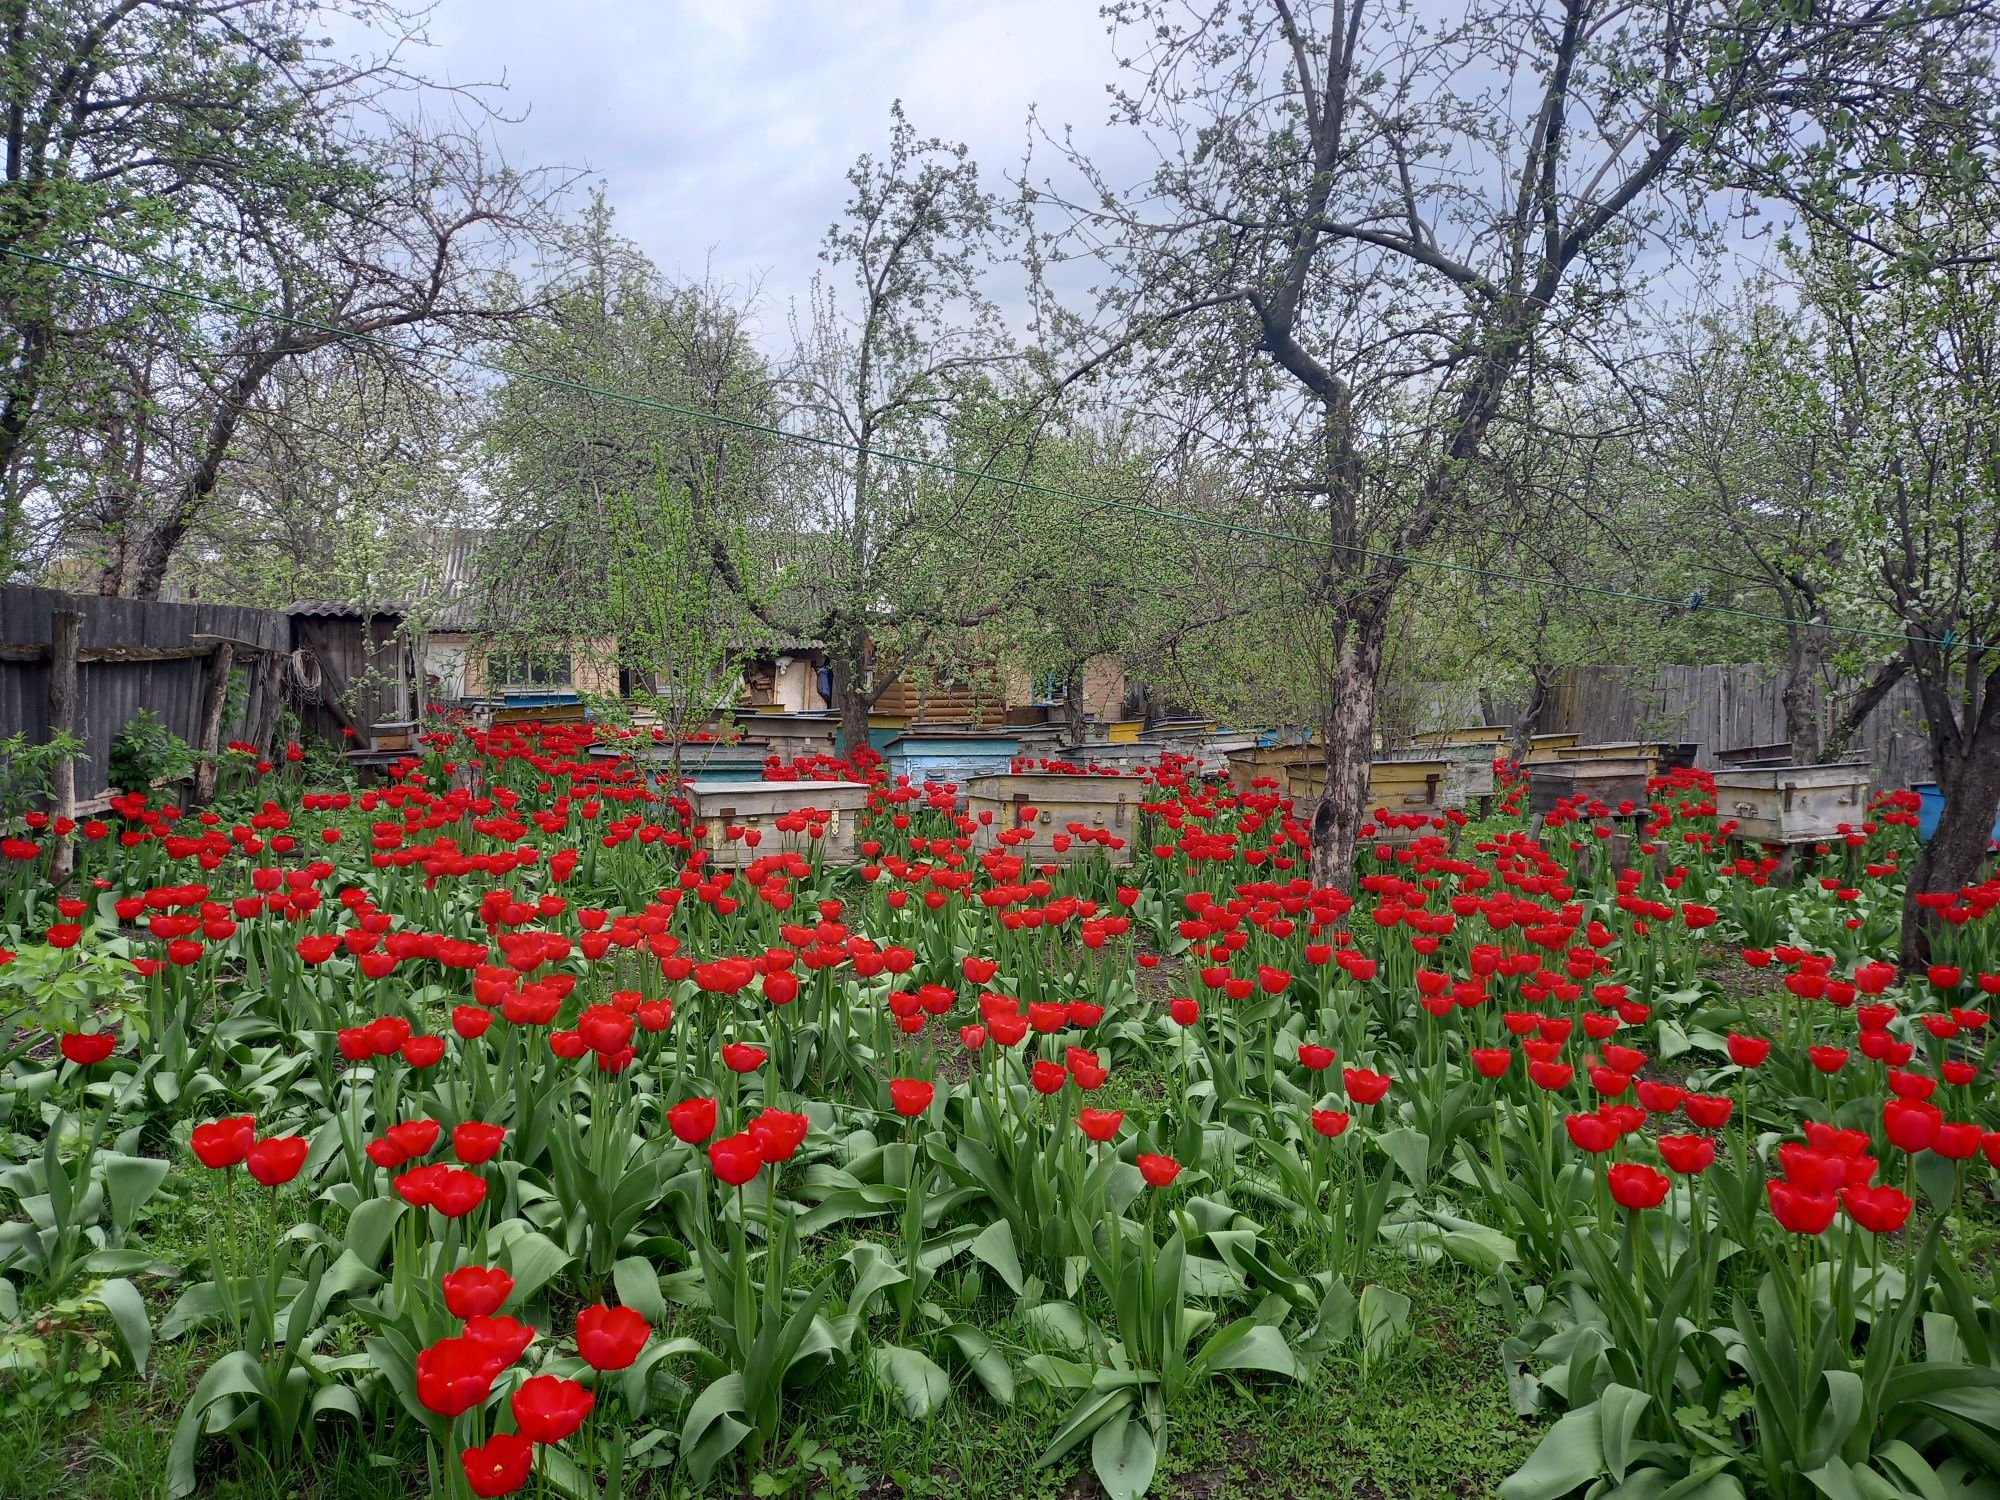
3,244,1984,651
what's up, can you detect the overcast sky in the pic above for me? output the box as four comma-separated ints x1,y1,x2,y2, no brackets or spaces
416,0,1139,340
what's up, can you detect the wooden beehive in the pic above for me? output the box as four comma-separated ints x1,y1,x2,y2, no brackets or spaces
1402,724,1509,751
683,779,870,867
1555,739,1666,768
1527,757,1653,817
1522,732,1582,763
1284,757,1453,811
965,772,1140,866
1710,764,1872,844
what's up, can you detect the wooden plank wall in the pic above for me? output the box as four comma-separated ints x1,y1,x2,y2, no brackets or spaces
1515,664,1934,789
0,586,292,800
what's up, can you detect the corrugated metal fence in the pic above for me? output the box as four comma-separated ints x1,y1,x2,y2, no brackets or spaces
0,585,291,806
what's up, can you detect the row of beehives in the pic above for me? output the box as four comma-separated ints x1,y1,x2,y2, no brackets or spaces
672,735,1873,870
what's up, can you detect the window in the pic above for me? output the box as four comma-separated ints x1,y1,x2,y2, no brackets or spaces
486,650,572,689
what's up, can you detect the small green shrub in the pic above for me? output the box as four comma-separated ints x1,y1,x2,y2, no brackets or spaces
106,710,192,794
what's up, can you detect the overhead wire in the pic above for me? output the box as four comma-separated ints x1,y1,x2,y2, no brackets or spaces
1,242,1985,651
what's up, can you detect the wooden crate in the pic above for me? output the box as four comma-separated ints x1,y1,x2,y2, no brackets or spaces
1527,757,1653,817
1711,764,1872,844
683,779,870,867
965,772,1140,866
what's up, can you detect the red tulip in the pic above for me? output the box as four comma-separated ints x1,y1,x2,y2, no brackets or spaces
461,1433,533,1497
1775,1144,1846,1194
511,1372,595,1444
1933,1120,1984,1160
1766,1179,1837,1234
1656,1134,1716,1175
1684,1093,1734,1128
463,1313,535,1366
667,1097,719,1144
1311,1108,1351,1137
385,1118,440,1160
888,1078,935,1117
1527,1060,1575,1091
416,1335,502,1415
1606,1162,1670,1210
575,1303,649,1371
1468,1047,1511,1078
1077,1108,1124,1142
454,1121,507,1165
1883,1098,1942,1154
1168,996,1200,1026
59,1031,117,1066
1030,1059,1067,1094
190,1114,256,1169
749,1109,809,1162
1563,1113,1618,1153
1137,1153,1181,1187
245,1135,308,1186
1841,1184,1912,1235
721,1042,766,1073
708,1132,762,1185
1297,1043,1336,1070
1725,1032,1770,1068
1342,1067,1391,1104
1635,1080,1684,1113
442,1265,514,1318
430,1167,489,1219
401,1034,446,1068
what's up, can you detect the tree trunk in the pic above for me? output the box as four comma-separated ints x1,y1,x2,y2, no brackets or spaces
1781,622,1826,764
828,622,871,760
1899,720,2000,970
1062,669,1087,746
1308,610,1388,890
1509,663,1556,764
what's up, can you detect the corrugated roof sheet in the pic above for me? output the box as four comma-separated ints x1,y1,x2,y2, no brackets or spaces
286,598,407,618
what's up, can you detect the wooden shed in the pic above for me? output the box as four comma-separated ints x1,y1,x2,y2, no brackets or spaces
965,772,1141,866
286,600,415,750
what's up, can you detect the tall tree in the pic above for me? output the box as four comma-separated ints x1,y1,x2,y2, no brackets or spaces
1,1,558,593
1040,0,1995,886
778,103,1032,752
1792,178,2000,967
478,198,779,661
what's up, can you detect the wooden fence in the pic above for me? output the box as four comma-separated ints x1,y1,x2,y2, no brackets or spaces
1486,663,1934,789
0,585,292,814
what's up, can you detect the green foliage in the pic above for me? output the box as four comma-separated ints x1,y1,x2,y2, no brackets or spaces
0,730,83,822
106,710,191,796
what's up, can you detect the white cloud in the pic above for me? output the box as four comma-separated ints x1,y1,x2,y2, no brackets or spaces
414,0,1132,340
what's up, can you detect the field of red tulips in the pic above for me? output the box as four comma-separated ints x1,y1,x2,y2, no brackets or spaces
3,724,1999,1500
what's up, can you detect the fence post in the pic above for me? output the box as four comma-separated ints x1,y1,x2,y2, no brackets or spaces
191,640,237,804
48,608,81,883
251,648,284,758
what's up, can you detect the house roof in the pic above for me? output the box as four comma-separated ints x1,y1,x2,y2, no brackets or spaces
426,528,485,630
286,598,406,619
